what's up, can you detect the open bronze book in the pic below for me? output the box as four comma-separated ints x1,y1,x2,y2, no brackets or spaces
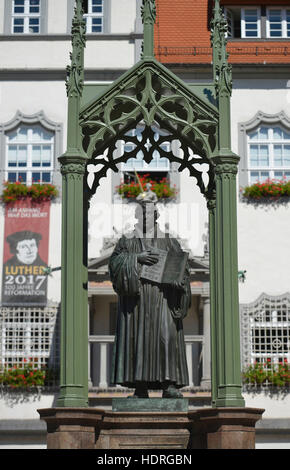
140,248,189,285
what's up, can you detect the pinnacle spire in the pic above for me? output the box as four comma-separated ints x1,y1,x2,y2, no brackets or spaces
141,0,156,58
211,0,231,93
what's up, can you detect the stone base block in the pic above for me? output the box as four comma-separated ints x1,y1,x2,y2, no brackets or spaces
38,408,104,449
96,411,190,449
38,406,264,450
189,407,264,449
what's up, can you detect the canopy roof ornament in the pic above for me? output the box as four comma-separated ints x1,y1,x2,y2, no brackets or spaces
141,0,157,58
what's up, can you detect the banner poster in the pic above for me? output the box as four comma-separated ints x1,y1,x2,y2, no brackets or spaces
2,199,50,306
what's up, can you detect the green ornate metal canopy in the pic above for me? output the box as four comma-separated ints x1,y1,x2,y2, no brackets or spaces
80,59,218,198
57,0,245,410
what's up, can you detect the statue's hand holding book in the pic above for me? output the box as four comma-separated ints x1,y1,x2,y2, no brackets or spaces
140,248,188,286
137,250,159,266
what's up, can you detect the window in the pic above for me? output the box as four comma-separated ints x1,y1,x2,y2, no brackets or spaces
11,0,41,34
247,125,290,184
225,6,290,39
239,112,290,187
5,124,54,184
242,8,260,38
83,0,104,33
224,7,261,39
241,294,290,372
267,8,290,38
0,305,60,384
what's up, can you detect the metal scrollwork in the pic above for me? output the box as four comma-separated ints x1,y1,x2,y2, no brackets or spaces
80,64,219,198
85,122,216,199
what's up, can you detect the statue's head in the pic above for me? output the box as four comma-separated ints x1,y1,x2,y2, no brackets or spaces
135,201,159,235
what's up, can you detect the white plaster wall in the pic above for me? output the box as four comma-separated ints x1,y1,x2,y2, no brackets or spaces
238,203,290,304
231,80,290,304
0,392,57,419
178,171,208,257
0,81,67,124
111,0,137,34
47,0,68,34
88,174,114,259
84,40,135,69
88,178,208,260
0,40,135,70
0,41,70,69
244,391,290,419
0,0,4,34
232,79,290,136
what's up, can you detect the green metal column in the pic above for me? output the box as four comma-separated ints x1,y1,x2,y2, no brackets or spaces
56,0,88,408
213,156,245,407
211,0,245,407
207,192,218,407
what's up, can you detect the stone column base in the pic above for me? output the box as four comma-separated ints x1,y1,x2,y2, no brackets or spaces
188,407,264,449
38,408,104,449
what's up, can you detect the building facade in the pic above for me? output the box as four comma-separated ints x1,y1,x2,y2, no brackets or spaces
0,0,290,449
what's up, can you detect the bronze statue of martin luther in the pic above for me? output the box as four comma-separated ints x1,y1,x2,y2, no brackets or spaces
109,189,191,398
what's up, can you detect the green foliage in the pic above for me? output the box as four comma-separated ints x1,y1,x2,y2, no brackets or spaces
243,178,290,200
0,360,58,389
243,359,290,387
117,174,177,200
1,181,58,204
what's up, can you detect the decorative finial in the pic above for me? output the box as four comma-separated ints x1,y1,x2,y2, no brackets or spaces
141,0,156,24
141,0,156,59
210,0,232,98
66,0,86,98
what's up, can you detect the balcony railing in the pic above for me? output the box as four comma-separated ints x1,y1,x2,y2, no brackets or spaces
157,45,289,58
88,334,205,390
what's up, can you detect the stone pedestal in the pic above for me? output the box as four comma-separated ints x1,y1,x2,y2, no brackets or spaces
38,406,264,450
96,411,190,449
188,407,264,449
98,398,190,449
38,408,104,449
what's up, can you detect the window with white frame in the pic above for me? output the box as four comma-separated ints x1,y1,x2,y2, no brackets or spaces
241,294,290,372
242,8,261,38
11,0,41,34
5,124,54,185
83,0,104,33
247,125,290,184
267,8,290,38
0,305,60,383
224,7,261,38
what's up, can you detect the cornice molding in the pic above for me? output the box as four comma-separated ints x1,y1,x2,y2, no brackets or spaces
0,110,62,133
0,33,143,41
239,110,290,133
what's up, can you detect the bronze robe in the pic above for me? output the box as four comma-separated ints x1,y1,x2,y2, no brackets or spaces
109,232,191,389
